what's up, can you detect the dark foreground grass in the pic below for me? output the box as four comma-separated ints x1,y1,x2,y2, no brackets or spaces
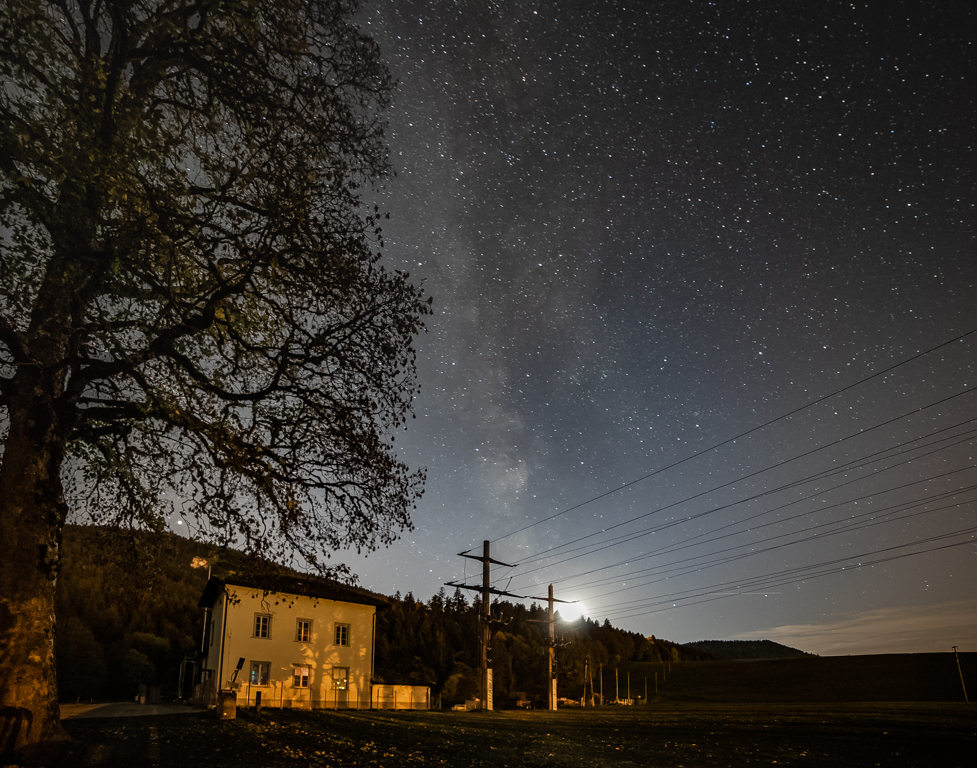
48,702,976,768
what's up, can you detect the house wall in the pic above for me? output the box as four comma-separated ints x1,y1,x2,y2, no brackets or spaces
203,586,376,709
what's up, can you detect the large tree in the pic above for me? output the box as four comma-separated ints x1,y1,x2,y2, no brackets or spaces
0,0,428,751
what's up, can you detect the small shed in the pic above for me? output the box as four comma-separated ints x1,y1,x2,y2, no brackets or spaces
371,684,430,710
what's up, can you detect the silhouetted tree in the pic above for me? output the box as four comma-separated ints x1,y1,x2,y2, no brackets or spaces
0,0,428,749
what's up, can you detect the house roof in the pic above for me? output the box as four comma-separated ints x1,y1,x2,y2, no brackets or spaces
198,573,389,610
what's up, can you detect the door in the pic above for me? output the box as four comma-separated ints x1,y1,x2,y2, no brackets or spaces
332,667,349,708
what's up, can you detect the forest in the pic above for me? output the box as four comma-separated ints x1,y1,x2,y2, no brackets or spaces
54,525,710,706
374,589,708,706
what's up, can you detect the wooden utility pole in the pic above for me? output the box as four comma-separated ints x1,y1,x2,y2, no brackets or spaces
448,541,518,711
583,655,590,706
548,585,556,710
526,585,577,711
952,646,969,703
481,541,492,710
590,661,595,706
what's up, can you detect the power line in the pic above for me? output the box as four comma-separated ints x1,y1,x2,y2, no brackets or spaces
501,415,976,610
450,328,975,635
575,489,977,603
599,530,977,622
491,326,977,545
614,523,977,608
515,473,977,604
560,482,977,595
509,387,976,577
516,420,977,580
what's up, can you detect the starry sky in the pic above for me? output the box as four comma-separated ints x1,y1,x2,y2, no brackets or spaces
335,1,974,653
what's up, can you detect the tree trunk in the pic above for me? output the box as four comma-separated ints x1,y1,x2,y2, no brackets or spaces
0,376,70,753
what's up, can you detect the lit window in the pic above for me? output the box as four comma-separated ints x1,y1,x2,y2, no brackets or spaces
293,665,310,688
250,661,270,685
296,619,312,642
254,614,271,638
335,624,350,646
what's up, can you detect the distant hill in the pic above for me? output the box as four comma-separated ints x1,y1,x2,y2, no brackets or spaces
683,639,812,660
627,653,976,703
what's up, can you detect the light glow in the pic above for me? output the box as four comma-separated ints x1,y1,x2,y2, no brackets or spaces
557,601,584,622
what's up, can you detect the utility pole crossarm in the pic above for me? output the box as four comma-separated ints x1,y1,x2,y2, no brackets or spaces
458,552,516,568
443,581,526,600
524,595,578,605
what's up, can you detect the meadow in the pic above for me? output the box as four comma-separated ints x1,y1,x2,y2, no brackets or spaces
60,702,974,767
48,653,976,767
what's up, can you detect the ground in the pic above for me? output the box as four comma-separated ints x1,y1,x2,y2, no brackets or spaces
5,702,970,767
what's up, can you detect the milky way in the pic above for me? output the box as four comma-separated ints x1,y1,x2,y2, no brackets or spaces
330,0,977,653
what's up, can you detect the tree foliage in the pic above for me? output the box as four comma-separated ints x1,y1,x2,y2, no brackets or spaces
0,0,427,749
1,0,429,560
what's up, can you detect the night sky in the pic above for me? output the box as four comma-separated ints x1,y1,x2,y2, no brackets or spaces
201,1,977,654
333,0,977,655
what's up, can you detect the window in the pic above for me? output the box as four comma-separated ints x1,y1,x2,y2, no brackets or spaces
293,665,310,688
254,613,271,638
295,619,312,643
250,661,270,685
334,623,350,646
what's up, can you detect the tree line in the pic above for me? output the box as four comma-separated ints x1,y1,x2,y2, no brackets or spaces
375,588,711,706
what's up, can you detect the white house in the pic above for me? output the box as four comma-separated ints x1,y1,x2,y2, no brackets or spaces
197,573,387,709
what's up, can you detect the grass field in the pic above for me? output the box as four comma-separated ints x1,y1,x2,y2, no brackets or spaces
16,653,976,767
58,702,975,767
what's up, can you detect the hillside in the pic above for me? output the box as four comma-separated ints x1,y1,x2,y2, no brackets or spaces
55,525,220,702
54,524,708,705
683,639,812,660
55,524,358,701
